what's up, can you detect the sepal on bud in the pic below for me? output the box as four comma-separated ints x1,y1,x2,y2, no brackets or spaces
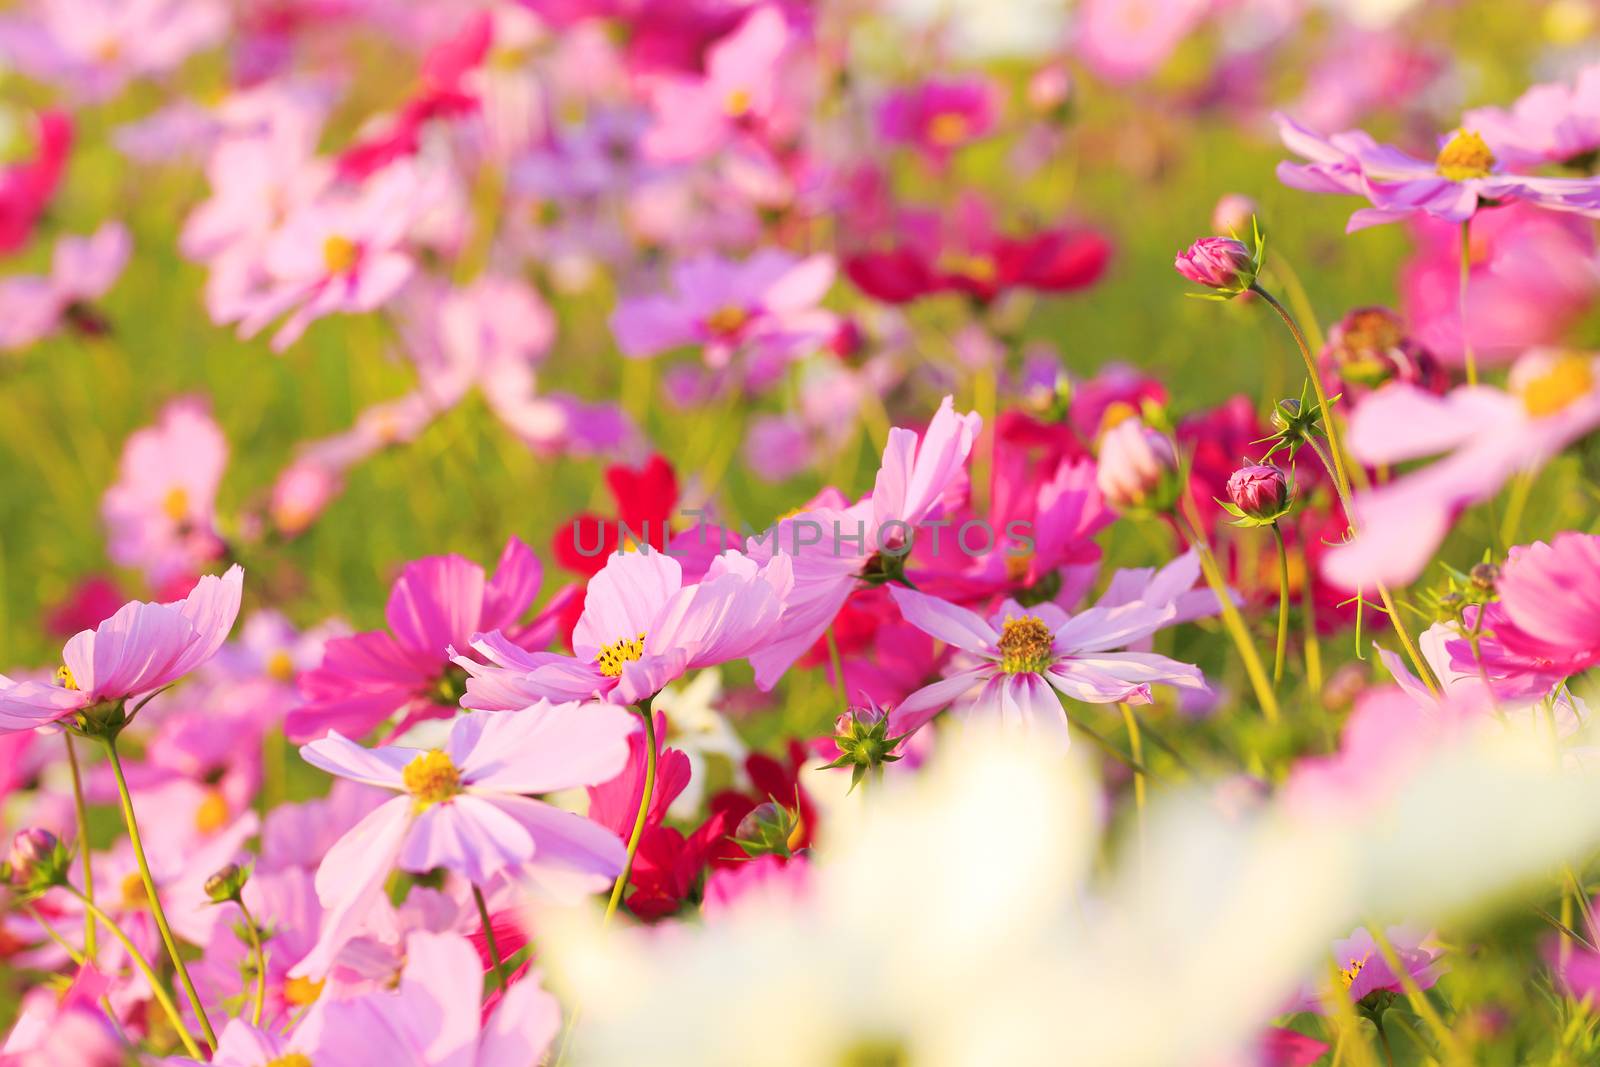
731,802,805,860
204,862,251,904
5,829,70,899
820,701,908,792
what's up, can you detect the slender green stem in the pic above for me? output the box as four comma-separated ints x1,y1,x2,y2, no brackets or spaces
603,707,658,924
25,902,85,965
1368,924,1468,1064
64,734,96,960
1175,513,1280,723
64,886,204,1059
1252,284,1353,500
824,626,847,705
1056,700,1160,779
102,737,217,1050
1459,218,1477,387
1270,523,1291,688
1298,542,1324,697
473,884,509,992
235,898,268,1027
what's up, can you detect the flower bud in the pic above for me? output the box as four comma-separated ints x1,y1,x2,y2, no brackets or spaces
204,862,250,904
7,828,67,893
1210,194,1258,236
1174,236,1257,294
1224,464,1293,524
1096,419,1180,513
1469,562,1501,590
733,802,804,859
822,701,903,791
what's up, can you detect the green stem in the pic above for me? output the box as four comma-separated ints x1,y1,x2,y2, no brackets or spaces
473,884,509,992
603,707,657,924
102,737,217,1051
64,735,96,960
1368,924,1468,1064
1175,513,1281,724
1459,218,1478,387
1251,284,1353,502
65,887,204,1060
1270,523,1291,688
235,897,268,1027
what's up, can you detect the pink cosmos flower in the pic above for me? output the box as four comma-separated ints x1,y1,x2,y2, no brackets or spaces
292,704,633,978
1449,533,1600,691
1275,112,1600,231
640,5,793,163
0,223,130,352
1400,205,1600,367
1291,926,1441,1011
0,0,227,100
230,161,436,351
610,250,837,371
0,965,121,1067
1463,64,1600,169
1322,351,1600,589
1075,0,1209,85
884,584,1207,748
459,549,792,709
877,77,999,166
743,396,982,687
0,566,243,733
0,110,70,255
101,396,228,586
286,537,560,742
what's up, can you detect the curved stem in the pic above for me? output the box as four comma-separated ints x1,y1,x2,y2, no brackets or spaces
824,626,848,705
102,737,217,1051
1459,218,1478,387
1174,512,1280,724
65,887,204,1060
1270,523,1291,688
235,898,268,1027
64,735,96,960
473,884,508,992
603,707,658,925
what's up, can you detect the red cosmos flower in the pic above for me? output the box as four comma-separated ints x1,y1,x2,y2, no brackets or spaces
844,195,1112,306
336,13,493,180
0,110,71,255
552,454,680,579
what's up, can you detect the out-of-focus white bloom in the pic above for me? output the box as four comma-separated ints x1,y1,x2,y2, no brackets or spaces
880,0,1070,60
536,715,1600,1067
1319,0,1426,29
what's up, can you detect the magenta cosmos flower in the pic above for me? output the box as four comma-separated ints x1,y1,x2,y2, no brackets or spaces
884,585,1206,749
292,703,633,979
1450,533,1600,690
101,395,228,586
459,549,792,709
1322,350,1600,589
877,76,999,166
0,565,243,734
1274,111,1600,231
287,537,563,742
610,250,837,370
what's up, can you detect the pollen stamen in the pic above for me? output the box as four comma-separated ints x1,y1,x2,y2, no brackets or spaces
402,750,462,810
996,616,1055,675
596,632,647,677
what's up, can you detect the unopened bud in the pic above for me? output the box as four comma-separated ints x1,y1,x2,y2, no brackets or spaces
733,802,803,859
823,701,903,791
1096,420,1180,514
1211,194,1259,236
1223,464,1293,525
204,862,250,904
1174,236,1258,295
1469,562,1500,590
7,828,67,893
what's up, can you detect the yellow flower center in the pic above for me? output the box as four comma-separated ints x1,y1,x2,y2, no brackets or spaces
194,789,230,834
265,1055,312,1067
996,616,1055,675
725,88,751,116
1517,353,1595,417
402,750,462,810
1338,955,1369,988
121,872,149,909
1435,128,1495,181
322,235,359,275
283,975,325,1007
596,632,646,678
267,650,296,683
705,305,749,336
163,486,190,521
55,665,78,691
926,111,971,147
936,251,997,283
1005,552,1034,584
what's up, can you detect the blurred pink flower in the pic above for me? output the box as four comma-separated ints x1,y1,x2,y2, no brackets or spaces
877,76,999,166
287,537,556,742
292,706,633,977
1275,112,1600,231
1464,63,1600,168
460,549,792,709
1290,926,1442,1011
0,0,226,99
610,250,837,369
0,965,121,1067
1323,351,1600,589
1075,0,1209,84
102,395,228,585
885,584,1205,748
1400,205,1600,367
0,566,243,733
0,110,70,254
0,223,130,350
640,5,793,163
